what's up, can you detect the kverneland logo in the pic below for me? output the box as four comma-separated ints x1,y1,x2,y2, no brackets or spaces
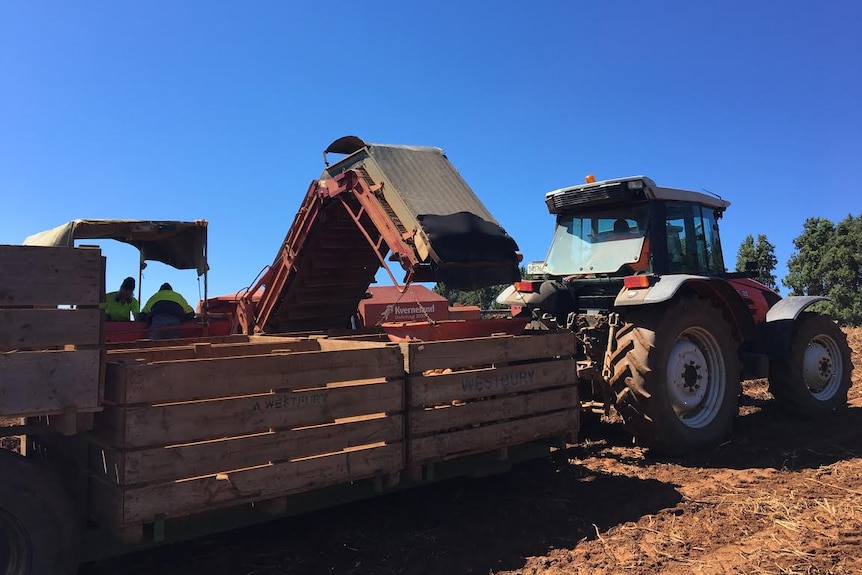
380,303,436,321
395,304,435,315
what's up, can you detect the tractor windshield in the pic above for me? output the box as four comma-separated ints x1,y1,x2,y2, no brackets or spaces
545,205,649,276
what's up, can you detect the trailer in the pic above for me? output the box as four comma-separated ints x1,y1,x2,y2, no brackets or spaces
0,245,577,573
1,136,579,574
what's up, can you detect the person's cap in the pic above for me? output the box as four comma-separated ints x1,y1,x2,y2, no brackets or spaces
121,277,136,290
160,283,172,291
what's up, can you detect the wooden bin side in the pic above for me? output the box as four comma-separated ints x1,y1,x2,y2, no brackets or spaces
88,341,406,529
0,244,104,308
89,442,403,529
105,336,321,364
0,245,105,417
402,332,578,465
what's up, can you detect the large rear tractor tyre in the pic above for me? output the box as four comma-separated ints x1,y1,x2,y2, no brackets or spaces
0,450,80,575
768,312,852,417
607,296,741,456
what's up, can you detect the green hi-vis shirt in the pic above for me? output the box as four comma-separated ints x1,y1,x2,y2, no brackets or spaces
142,290,194,314
101,292,141,321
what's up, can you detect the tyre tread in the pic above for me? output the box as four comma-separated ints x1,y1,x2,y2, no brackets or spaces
606,295,741,454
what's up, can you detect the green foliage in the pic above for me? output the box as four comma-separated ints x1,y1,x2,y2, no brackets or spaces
433,283,508,310
784,215,862,326
735,235,756,271
734,234,778,290
433,266,527,310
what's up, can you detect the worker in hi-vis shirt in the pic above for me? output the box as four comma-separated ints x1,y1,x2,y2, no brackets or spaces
141,282,195,339
101,277,140,321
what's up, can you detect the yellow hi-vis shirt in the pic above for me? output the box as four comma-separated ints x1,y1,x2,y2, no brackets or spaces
142,290,194,314
101,292,141,321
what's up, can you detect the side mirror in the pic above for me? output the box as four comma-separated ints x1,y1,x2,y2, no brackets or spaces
744,261,758,273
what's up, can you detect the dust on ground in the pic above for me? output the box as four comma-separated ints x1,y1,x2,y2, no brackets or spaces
82,328,862,575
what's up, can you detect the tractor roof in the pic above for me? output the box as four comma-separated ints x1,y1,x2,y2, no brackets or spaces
545,176,730,214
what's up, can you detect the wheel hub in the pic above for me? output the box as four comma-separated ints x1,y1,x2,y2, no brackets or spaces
802,342,831,390
801,335,843,400
664,326,727,430
683,362,701,391
667,339,708,412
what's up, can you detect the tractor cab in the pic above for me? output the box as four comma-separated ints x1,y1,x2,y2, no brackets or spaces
500,176,733,319
542,175,730,279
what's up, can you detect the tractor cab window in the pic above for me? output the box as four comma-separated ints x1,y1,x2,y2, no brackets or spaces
664,202,725,275
545,205,649,276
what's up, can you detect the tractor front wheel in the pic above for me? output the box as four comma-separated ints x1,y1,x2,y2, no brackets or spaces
768,312,852,417
607,295,741,455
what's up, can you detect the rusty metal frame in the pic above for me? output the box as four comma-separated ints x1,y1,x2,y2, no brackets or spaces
324,170,421,288
239,170,425,334
336,196,409,290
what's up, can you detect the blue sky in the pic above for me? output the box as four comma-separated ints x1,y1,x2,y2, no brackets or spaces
2,2,860,304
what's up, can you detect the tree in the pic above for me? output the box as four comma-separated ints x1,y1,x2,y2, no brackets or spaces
433,267,527,310
433,282,509,310
784,215,862,326
735,234,778,290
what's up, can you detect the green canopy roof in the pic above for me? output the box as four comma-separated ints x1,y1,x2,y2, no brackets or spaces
23,219,209,276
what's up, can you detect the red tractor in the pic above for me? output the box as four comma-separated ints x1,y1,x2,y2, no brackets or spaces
499,175,853,455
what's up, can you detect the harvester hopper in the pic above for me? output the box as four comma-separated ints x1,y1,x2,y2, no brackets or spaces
234,136,521,334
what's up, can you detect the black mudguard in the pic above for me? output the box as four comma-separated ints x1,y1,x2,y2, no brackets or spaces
758,296,829,361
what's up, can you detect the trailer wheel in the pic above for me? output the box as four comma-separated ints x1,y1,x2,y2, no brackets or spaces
607,295,741,455
768,312,852,417
0,450,80,575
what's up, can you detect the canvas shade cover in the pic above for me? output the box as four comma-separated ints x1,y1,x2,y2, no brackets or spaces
23,219,209,276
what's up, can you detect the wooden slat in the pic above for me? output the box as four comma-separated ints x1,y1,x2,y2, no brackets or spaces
400,332,575,374
106,338,320,363
95,379,404,448
409,387,576,435
90,414,404,485
105,345,404,404
316,339,396,351
409,409,578,464
0,349,101,417
0,309,102,350
0,245,103,307
324,332,391,343
119,443,403,524
105,334,250,350
408,358,575,407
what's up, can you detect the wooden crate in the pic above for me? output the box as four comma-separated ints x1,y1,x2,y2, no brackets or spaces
88,339,405,530
105,334,321,364
0,245,105,417
401,332,578,465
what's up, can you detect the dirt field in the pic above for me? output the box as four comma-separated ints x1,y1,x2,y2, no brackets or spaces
83,328,862,575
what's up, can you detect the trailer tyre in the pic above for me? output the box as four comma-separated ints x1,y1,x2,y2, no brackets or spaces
607,295,741,456
0,450,80,575
768,312,852,417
